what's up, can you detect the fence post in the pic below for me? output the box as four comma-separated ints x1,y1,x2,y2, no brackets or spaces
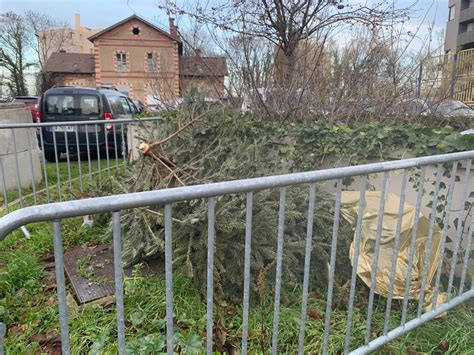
416,62,423,99
450,52,458,99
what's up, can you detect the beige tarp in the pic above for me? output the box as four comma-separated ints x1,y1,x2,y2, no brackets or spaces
341,191,446,312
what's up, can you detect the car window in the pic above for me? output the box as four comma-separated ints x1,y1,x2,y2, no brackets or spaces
45,95,100,116
108,96,132,115
80,96,100,115
127,98,138,114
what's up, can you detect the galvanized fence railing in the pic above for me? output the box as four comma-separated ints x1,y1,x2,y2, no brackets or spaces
0,151,473,354
0,117,163,214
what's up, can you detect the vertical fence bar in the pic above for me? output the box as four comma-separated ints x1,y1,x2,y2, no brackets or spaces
432,162,458,310
85,125,92,180
297,184,316,355
104,126,111,177
459,215,474,295
120,123,126,167
206,197,216,355
52,220,70,354
0,157,9,212
112,212,126,354
241,192,253,355
416,63,423,99
64,132,73,194
113,124,119,170
0,321,5,355
383,169,409,335
26,128,37,205
11,128,23,207
365,171,389,345
164,204,174,355
449,52,458,99
447,160,471,299
95,124,101,180
39,129,50,203
344,175,367,354
271,187,287,355
74,127,84,194
322,179,343,355
401,166,426,326
52,130,62,202
417,164,443,317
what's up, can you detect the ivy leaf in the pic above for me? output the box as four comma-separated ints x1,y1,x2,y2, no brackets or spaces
89,335,107,354
181,333,203,354
130,311,145,326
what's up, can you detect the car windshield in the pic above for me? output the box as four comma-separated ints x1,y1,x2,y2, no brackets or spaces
436,100,471,115
45,95,100,116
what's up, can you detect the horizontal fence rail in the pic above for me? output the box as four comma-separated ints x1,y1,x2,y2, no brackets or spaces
0,117,164,215
0,151,473,354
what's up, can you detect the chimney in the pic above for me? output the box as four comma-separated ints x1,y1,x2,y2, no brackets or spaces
169,17,177,38
75,13,81,30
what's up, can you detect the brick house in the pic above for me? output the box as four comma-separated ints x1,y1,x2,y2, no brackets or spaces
42,52,96,87
180,49,228,97
43,15,228,103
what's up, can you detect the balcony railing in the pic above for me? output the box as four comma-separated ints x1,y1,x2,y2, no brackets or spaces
459,7,474,23
458,30,474,46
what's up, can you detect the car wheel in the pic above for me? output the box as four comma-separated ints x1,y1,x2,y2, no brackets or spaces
44,149,58,162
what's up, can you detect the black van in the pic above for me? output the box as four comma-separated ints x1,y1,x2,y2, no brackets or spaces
37,86,138,162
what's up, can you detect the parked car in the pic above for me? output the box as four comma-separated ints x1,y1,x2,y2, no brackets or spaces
396,98,431,116
37,87,135,162
432,99,474,117
132,100,145,113
13,96,40,122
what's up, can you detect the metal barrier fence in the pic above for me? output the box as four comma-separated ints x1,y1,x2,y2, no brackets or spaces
0,151,473,354
0,117,163,214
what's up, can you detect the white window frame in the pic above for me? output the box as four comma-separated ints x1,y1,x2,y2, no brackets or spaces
449,5,455,21
116,52,127,71
147,52,157,72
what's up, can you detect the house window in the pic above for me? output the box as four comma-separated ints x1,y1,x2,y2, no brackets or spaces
468,22,474,32
449,5,456,21
147,53,157,71
116,52,127,71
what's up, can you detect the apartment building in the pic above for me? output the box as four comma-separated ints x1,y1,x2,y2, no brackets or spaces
38,14,101,63
445,0,474,52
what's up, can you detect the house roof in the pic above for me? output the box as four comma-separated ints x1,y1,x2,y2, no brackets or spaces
180,56,228,77
43,52,95,74
88,14,178,42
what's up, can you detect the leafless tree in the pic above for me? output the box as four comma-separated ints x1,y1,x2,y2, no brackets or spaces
0,11,71,96
26,11,71,70
160,0,413,120
25,11,71,93
162,0,411,84
0,12,34,96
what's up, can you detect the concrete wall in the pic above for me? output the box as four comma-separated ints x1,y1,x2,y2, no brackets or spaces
53,73,96,88
180,76,226,97
0,104,43,191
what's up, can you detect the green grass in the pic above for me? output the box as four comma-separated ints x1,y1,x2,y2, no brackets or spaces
0,157,123,210
0,216,473,354
0,156,473,353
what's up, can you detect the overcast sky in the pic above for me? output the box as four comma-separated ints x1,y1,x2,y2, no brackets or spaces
2,0,448,47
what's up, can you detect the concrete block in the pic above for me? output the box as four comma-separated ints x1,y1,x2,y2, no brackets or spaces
0,103,43,192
